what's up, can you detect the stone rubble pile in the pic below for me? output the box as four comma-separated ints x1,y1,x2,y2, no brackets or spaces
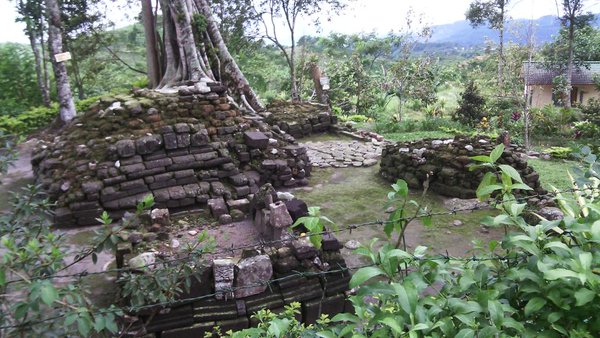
31,82,311,227
380,135,548,201
260,101,338,139
121,200,349,337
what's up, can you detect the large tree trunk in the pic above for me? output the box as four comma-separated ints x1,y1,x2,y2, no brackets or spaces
196,0,264,112
141,0,161,87
141,0,264,111
25,21,51,107
45,0,76,123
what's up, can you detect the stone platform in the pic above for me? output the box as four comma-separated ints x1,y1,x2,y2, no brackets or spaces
301,140,383,168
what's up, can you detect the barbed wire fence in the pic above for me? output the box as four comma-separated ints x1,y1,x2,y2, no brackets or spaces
0,185,598,331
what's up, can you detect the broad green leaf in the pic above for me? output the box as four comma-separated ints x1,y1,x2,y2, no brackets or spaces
579,252,592,271
490,144,505,163
316,332,338,338
524,297,546,316
381,316,404,334
40,283,58,306
393,283,412,315
94,315,106,331
511,183,533,191
412,323,429,331
331,313,359,323
14,302,29,319
392,179,409,197
477,184,503,198
543,241,570,253
349,266,385,288
591,220,600,239
544,269,578,281
498,164,524,183
455,328,475,338
267,318,290,338
510,203,527,217
0,269,5,286
77,317,92,337
471,155,491,163
547,312,562,323
574,288,595,306
488,300,503,327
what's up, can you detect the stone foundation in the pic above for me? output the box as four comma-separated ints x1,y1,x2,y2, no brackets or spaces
31,82,311,227
260,101,338,139
119,215,349,337
379,135,547,200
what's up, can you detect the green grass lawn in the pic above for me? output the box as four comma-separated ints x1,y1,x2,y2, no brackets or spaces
527,158,577,191
383,130,455,142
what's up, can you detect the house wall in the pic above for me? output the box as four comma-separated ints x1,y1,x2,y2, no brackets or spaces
528,84,600,108
529,85,554,108
578,84,600,105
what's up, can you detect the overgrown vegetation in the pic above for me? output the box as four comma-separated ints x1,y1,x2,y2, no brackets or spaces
230,145,600,337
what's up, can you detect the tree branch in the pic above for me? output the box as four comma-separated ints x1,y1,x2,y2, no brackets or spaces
103,45,146,75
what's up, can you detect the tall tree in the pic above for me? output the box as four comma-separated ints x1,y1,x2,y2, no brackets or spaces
466,0,509,92
558,0,594,107
255,0,347,101
15,0,51,107
139,0,264,112
45,0,76,123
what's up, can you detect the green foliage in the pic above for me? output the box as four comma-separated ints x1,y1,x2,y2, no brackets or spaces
0,104,58,136
75,95,101,112
529,104,581,137
118,229,215,307
581,97,600,126
0,185,123,336
224,302,331,338
0,43,43,116
543,147,573,159
453,80,487,126
292,207,337,249
317,146,599,337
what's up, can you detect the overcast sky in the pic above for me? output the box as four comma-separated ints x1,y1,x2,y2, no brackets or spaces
1,0,599,44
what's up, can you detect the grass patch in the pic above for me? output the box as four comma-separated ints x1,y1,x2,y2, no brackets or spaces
527,158,576,191
292,165,501,255
383,130,455,142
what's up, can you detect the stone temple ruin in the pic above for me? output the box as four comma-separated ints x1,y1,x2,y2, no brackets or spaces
116,203,350,337
380,135,549,202
30,82,331,227
30,80,352,335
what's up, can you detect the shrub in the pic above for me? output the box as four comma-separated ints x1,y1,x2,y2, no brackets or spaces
75,96,102,112
544,146,574,159
0,104,58,136
530,105,581,136
452,80,486,127
581,98,600,125
574,120,600,139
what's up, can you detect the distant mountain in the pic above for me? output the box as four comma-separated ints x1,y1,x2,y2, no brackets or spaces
429,14,600,46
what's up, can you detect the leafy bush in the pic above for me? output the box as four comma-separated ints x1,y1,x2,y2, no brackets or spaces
232,145,600,337
75,96,102,112
574,120,600,139
0,104,58,136
530,105,581,136
452,80,487,127
543,146,573,159
581,98,600,126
